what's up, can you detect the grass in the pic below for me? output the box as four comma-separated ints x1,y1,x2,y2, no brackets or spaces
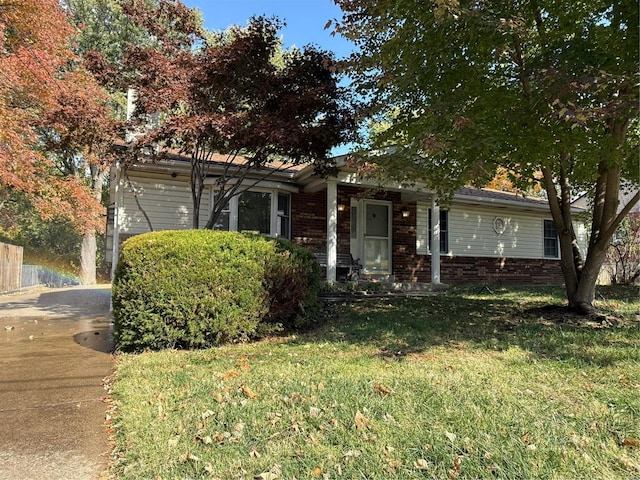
106,285,640,479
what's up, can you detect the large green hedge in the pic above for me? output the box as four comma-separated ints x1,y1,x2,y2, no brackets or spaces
112,230,320,351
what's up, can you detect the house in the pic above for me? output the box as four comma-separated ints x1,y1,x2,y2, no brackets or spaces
106,152,588,286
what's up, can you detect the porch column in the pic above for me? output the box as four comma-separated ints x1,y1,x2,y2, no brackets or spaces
326,180,338,282
431,196,441,284
110,162,123,283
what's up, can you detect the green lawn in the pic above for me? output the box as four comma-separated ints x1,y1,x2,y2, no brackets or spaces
106,286,640,479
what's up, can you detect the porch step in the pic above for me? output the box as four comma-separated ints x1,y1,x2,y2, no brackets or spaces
319,281,448,300
384,282,448,293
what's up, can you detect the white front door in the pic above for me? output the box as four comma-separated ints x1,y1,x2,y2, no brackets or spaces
361,200,392,275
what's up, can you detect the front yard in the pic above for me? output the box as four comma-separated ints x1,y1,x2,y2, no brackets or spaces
106,286,640,479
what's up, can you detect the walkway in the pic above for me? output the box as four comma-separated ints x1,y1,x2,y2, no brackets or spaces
0,286,113,480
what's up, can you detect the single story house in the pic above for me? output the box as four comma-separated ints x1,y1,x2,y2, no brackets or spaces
106,152,588,285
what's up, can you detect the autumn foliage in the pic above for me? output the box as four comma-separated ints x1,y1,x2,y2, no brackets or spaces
0,0,119,234
91,1,355,229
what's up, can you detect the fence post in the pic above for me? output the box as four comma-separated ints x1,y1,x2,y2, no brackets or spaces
0,242,23,292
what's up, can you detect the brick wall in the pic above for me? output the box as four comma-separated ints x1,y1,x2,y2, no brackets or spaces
291,185,564,285
291,189,327,251
393,255,564,285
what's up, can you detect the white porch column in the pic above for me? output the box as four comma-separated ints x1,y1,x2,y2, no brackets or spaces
110,162,123,283
431,196,441,284
326,180,338,282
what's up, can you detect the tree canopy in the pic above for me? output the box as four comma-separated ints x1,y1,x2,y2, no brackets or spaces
0,0,123,283
334,0,639,312
102,1,356,229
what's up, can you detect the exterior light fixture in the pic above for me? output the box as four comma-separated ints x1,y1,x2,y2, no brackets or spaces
337,204,346,212
401,207,410,218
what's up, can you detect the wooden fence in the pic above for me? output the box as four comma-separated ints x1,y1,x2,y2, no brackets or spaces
0,242,23,293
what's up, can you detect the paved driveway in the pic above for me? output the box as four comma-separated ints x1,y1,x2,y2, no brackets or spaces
0,286,114,480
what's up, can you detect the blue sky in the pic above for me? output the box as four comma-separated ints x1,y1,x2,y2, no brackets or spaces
182,0,353,58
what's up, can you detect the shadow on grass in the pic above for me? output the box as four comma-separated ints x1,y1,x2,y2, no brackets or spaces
298,285,640,368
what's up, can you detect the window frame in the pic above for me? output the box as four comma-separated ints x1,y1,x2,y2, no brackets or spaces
428,208,449,254
543,219,559,258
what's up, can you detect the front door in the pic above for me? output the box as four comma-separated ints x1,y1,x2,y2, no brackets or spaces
361,200,392,275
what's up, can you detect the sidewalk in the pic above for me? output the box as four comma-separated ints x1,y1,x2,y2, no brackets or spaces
0,286,114,480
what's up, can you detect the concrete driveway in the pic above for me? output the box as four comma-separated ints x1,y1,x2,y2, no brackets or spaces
0,285,114,480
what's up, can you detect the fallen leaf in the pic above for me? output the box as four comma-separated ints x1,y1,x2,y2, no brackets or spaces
343,449,361,461
185,452,199,462
622,438,640,447
309,407,321,418
354,410,370,430
221,370,239,380
453,455,463,472
255,473,278,480
373,382,393,396
312,467,323,476
414,458,429,470
266,412,282,426
196,435,213,445
241,385,259,399
445,431,457,443
212,392,224,403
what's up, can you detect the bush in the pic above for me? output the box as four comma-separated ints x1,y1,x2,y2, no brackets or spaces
112,230,321,351
263,238,321,329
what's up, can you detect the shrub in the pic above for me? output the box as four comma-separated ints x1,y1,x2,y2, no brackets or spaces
262,238,321,329
112,230,321,351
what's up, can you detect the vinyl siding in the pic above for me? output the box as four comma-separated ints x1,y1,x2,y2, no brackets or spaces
118,174,209,233
416,202,429,255
448,206,547,258
416,202,580,260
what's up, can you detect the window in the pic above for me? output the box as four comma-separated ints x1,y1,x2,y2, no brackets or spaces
213,200,230,231
211,189,291,239
544,219,559,258
429,209,449,253
277,193,290,238
239,191,271,234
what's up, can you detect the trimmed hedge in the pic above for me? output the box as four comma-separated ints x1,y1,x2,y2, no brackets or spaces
112,230,321,351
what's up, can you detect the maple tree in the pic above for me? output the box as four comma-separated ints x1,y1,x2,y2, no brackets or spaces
334,0,639,313
1,0,122,284
0,0,73,201
104,0,355,229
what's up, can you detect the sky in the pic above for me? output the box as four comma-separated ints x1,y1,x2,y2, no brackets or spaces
181,0,353,58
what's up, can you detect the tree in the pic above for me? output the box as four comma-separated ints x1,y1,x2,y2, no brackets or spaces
0,0,73,200
106,1,354,229
39,68,122,284
1,0,121,284
333,0,639,313
604,213,640,285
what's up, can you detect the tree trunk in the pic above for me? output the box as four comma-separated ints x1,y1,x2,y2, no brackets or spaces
567,244,608,314
79,229,97,285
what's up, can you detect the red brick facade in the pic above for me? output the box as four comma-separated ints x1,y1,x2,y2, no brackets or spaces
292,185,564,286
